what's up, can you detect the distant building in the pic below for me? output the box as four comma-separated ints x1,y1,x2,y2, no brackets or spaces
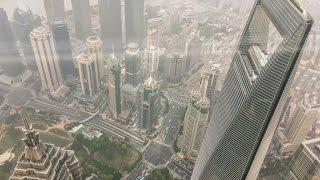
43,0,65,25
78,54,100,97
284,138,320,179
86,36,105,81
71,0,92,40
146,27,158,45
182,73,210,158
185,30,202,71
30,27,64,94
98,0,123,52
52,20,75,78
10,113,82,180
0,8,27,85
142,77,161,132
125,0,145,46
145,45,160,79
12,7,41,70
275,95,320,155
125,42,142,87
108,56,122,117
163,53,186,83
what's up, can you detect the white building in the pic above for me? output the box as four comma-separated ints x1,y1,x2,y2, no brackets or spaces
181,73,210,158
30,27,64,94
77,54,100,97
86,36,105,81
145,45,160,78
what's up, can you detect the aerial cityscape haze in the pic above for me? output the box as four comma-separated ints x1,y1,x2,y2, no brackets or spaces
0,0,319,180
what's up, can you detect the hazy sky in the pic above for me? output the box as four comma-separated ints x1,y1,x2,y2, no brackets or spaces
0,0,318,29
0,0,98,19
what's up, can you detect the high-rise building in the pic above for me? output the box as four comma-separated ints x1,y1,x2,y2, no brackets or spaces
43,0,65,25
10,113,82,180
182,73,210,158
86,36,105,81
108,55,122,117
98,0,123,52
275,95,320,154
163,53,186,83
284,138,320,179
142,76,161,132
192,1,313,179
52,20,75,78
185,30,202,71
0,8,26,78
145,45,160,79
146,28,159,48
125,42,142,87
30,27,64,94
71,0,92,40
202,64,220,117
12,7,41,70
125,0,145,46
78,54,100,97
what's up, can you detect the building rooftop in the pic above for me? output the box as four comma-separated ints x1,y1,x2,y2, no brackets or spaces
123,83,140,93
30,26,51,39
303,138,320,163
86,36,102,49
144,77,158,89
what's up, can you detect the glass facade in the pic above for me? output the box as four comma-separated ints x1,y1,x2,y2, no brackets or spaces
192,0,314,179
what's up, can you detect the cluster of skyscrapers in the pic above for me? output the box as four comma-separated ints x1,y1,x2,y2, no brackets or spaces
2,0,318,179
189,0,313,179
0,8,30,86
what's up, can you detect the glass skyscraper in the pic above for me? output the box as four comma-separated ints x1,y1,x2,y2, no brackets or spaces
125,0,145,46
98,0,123,53
52,20,75,78
191,0,313,179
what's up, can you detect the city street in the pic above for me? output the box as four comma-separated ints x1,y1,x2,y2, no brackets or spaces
158,101,185,145
144,142,173,166
25,98,92,120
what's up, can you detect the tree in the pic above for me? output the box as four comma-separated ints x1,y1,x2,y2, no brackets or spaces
146,168,174,180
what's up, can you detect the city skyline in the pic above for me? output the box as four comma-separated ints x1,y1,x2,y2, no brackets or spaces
0,0,318,180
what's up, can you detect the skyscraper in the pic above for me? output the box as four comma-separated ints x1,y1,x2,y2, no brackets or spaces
99,0,123,52
43,0,65,25
125,0,145,46
71,0,92,40
163,53,186,83
125,42,142,87
78,54,100,97
142,76,161,132
86,36,105,81
202,64,220,116
12,7,41,70
275,95,320,154
52,20,75,78
108,55,122,117
192,0,313,179
145,45,160,79
10,112,82,180
0,8,26,78
185,30,202,72
182,73,210,158
30,27,64,94
284,138,320,179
